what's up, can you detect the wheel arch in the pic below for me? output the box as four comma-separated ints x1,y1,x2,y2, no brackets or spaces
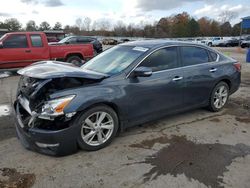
208,78,232,101
216,78,232,91
76,101,126,132
65,53,84,60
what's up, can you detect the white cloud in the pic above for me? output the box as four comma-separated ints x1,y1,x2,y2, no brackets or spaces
136,0,224,11
0,0,249,27
21,0,64,7
194,5,214,15
194,4,250,24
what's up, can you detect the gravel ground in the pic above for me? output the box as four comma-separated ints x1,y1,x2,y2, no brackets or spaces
0,47,250,188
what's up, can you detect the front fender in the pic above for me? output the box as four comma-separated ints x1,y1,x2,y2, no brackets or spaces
49,85,128,120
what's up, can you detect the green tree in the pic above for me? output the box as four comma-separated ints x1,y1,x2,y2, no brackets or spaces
4,18,22,31
39,21,51,31
0,21,8,29
187,18,200,37
157,17,172,37
114,21,127,36
172,12,190,37
231,22,241,36
198,17,211,36
53,22,62,30
220,22,232,36
210,21,220,36
26,20,37,31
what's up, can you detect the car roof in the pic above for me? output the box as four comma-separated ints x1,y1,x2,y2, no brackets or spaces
68,36,96,39
121,39,207,49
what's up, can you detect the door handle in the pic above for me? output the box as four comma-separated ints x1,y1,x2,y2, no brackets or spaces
172,76,183,81
209,68,217,72
25,50,31,53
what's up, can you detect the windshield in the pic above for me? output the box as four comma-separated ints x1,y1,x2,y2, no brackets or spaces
81,45,148,75
0,34,7,41
58,37,71,43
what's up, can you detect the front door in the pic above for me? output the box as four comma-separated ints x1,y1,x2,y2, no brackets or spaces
0,34,32,68
125,47,184,122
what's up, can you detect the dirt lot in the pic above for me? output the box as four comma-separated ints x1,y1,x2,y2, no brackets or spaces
0,47,250,188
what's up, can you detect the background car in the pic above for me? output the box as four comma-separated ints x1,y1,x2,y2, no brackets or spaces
56,36,103,55
14,41,241,156
118,38,130,44
102,38,118,45
218,39,239,47
204,37,232,47
240,36,250,48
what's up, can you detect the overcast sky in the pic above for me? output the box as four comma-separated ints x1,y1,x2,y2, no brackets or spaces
0,0,250,27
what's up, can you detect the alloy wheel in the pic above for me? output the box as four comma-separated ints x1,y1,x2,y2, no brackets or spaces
81,111,114,146
213,85,228,109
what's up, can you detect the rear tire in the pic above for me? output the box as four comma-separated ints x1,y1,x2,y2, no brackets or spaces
76,105,119,151
66,56,83,66
208,82,229,112
208,42,212,47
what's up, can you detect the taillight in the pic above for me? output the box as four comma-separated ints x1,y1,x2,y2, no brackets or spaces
233,62,241,72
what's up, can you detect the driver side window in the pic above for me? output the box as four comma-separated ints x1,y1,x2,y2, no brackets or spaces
139,47,178,72
3,34,28,48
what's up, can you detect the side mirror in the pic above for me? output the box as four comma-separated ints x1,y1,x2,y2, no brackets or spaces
65,41,70,44
133,67,152,77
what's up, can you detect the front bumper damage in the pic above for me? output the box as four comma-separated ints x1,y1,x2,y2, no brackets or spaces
14,96,79,156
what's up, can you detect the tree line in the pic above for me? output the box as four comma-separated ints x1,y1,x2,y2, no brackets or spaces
0,12,249,38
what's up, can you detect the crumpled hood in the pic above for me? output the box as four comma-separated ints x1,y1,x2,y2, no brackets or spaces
18,61,108,79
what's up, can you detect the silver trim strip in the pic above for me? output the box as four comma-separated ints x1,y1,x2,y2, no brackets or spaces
126,44,219,78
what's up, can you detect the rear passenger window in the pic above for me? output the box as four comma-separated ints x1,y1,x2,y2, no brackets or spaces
68,37,77,44
30,35,43,47
181,46,209,66
209,51,218,62
139,47,178,72
77,38,92,43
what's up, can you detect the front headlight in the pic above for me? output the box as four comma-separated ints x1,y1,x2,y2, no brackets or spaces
41,95,75,117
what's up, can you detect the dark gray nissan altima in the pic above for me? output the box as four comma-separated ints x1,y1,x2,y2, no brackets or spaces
14,40,241,156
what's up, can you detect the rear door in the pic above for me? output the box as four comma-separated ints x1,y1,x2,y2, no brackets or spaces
180,46,220,107
0,34,32,68
126,47,184,122
28,34,50,62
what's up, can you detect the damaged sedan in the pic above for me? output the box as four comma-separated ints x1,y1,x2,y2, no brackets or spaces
14,40,241,156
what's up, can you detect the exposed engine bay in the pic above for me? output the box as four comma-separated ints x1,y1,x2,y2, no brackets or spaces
16,76,101,131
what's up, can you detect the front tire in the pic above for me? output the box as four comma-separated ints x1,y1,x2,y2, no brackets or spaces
208,82,229,112
76,105,119,151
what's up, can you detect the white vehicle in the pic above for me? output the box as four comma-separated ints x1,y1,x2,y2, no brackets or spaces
204,37,232,47
193,38,206,45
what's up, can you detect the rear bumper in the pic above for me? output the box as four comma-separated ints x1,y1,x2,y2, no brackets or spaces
14,102,79,156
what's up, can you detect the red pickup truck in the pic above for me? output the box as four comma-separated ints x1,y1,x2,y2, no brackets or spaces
0,32,94,69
